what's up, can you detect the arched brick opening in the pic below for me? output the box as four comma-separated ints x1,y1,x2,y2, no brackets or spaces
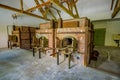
39,36,48,47
61,36,78,51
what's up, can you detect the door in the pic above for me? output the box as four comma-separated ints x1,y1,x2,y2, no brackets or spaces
94,28,106,46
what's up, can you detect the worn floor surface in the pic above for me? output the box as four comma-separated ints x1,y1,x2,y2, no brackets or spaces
0,48,120,80
89,46,120,74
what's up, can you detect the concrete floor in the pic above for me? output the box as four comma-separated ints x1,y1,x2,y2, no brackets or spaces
0,48,120,80
89,46,120,75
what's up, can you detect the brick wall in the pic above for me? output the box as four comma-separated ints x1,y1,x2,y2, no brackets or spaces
36,17,93,66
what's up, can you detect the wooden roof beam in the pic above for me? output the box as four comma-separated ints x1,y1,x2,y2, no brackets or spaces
50,0,77,18
34,0,47,18
40,0,57,20
114,0,119,10
0,3,50,21
13,1,50,18
111,0,115,10
20,0,23,12
26,1,50,12
48,9,57,20
73,4,79,18
72,0,79,18
63,0,79,17
112,0,120,18
51,6,61,18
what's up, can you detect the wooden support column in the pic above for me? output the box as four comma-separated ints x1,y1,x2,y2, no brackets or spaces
39,48,41,59
33,48,35,57
58,18,63,28
50,19,56,56
68,53,71,69
57,51,59,65
53,19,56,56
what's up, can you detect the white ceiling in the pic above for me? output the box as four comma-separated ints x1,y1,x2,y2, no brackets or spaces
77,0,112,19
0,0,120,27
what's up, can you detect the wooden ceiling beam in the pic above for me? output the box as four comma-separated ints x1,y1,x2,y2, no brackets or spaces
57,10,61,18
13,1,50,19
112,7,120,18
26,1,50,12
48,9,57,20
74,4,79,18
51,6,61,18
111,0,114,10
112,0,120,18
114,0,119,10
72,0,79,18
40,0,57,20
50,0,77,18
0,4,50,20
34,0,47,18
20,0,23,12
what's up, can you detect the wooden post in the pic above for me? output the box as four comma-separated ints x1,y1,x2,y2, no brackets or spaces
39,48,41,59
33,48,35,57
58,18,63,28
7,25,9,48
49,19,56,56
57,51,59,65
52,19,56,56
68,53,71,69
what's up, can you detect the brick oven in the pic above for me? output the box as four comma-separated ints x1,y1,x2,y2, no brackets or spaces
36,21,55,54
36,17,94,66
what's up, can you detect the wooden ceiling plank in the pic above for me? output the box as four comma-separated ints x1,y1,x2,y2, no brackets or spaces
0,3,50,20
50,0,76,18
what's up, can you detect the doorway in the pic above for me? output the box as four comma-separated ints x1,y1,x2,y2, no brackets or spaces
94,28,106,46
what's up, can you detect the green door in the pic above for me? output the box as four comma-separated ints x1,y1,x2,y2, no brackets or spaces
94,28,106,46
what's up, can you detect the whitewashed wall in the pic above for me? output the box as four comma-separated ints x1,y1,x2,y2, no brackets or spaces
93,20,120,46
0,9,42,48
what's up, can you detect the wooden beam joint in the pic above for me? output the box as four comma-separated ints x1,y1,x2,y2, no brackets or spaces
0,3,50,20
